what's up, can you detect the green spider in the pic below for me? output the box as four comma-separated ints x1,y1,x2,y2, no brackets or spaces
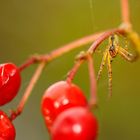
97,34,136,97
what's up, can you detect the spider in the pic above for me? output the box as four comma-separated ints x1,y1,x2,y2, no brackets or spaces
97,34,136,97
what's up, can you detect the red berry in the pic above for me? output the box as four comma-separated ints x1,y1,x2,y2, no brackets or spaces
41,81,87,131
51,107,98,140
0,110,16,140
0,63,21,106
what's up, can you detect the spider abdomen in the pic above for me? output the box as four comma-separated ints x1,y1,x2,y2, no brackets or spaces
109,45,118,58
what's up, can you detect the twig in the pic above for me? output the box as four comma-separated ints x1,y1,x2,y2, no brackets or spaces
87,54,97,107
19,29,125,72
66,60,84,83
10,62,46,121
18,32,103,71
88,28,125,53
121,0,130,24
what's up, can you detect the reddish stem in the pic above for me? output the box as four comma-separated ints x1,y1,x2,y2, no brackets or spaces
10,62,46,121
19,57,38,72
87,54,97,107
18,29,125,72
47,32,103,60
121,0,130,24
88,28,125,53
66,60,84,83
18,31,105,71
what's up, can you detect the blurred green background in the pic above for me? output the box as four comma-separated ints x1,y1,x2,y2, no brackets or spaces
0,0,140,139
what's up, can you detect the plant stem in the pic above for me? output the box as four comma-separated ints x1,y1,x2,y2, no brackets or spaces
88,28,125,53
18,31,105,71
10,62,46,121
121,0,130,24
66,60,84,83
19,29,125,72
87,54,97,107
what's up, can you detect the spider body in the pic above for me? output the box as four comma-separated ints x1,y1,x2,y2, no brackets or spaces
109,45,118,58
108,35,119,58
97,34,136,97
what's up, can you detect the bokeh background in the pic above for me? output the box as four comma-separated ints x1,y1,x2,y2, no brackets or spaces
0,0,140,140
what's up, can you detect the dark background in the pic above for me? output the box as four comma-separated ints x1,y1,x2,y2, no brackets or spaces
0,0,140,139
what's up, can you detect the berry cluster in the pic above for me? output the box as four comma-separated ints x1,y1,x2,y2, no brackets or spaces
41,81,98,140
0,63,98,140
1,0,139,139
0,63,21,140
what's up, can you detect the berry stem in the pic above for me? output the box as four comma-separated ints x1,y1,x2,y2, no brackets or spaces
18,57,38,72
10,62,46,121
18,28,126,72
66,60,84,83
87,54,97,107
121,0,130,25
18,32,103,71
87,28,125,54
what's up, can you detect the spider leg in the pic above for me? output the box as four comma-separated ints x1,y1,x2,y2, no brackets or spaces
97,49,108,81
118,46,137,62
107,52,112,97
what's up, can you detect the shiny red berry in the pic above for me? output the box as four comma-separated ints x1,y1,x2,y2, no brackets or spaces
51,107,98,140
41,81,87,131
0,110,16,140
0,63,21,106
